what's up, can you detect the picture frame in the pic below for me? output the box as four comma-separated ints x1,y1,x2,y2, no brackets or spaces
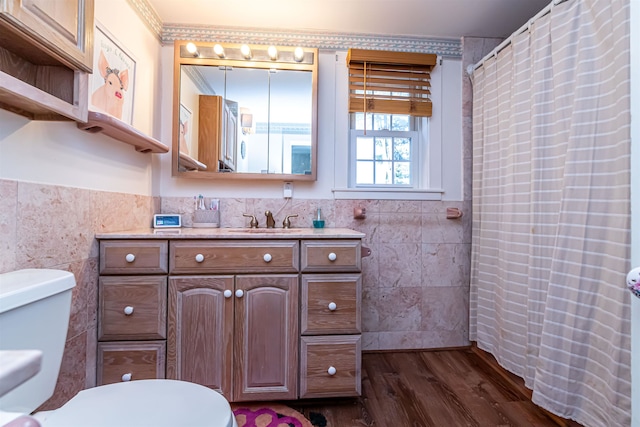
90,23,136,125
179,103,193,155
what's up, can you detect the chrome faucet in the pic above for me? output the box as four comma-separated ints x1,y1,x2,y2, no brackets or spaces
265,210,275,228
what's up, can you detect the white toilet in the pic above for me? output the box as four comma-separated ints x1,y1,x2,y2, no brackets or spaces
0,269,237,427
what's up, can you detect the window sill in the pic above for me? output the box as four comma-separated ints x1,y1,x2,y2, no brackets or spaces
332,188,443,201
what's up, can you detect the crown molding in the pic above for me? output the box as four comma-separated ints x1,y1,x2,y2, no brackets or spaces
129,0,462,57
163,24,462,57
127,0,163,39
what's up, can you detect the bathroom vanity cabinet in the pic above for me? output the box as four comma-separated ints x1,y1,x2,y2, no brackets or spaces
96,228,365,403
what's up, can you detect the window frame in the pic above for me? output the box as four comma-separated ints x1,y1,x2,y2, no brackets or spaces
332,50,458,201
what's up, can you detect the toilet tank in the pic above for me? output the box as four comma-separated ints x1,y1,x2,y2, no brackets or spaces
0,269,76,414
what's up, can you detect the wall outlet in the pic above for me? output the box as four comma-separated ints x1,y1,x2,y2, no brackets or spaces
283,182,293,198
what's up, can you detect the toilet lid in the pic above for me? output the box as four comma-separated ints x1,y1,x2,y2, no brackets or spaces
38,380,236,427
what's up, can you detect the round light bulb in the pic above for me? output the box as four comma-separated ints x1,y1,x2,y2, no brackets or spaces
294,47,304,62
241,44,252,59
186,42,198,56
268,46,278,60
213,44,225,58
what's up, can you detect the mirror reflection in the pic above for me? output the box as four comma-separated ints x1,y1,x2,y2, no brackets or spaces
173,42,318,180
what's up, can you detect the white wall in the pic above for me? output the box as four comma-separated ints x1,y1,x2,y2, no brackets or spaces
0,0,162,196
159,48,464,201
0,2,464,202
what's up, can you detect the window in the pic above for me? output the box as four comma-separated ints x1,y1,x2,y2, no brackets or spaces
343,48,435,194
350,112,420,187
332,50,461,201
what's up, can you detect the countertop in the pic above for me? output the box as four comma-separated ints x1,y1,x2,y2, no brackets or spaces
96,227,365,240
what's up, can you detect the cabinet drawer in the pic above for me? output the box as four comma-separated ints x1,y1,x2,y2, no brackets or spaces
169,240,299,274
97,341,166,386
301,240,361,273
300,335,361,398
301,274,361,335
98,276,167,340
100,240,168,274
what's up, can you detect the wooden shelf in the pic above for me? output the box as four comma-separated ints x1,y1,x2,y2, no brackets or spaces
0,70,87,121
179,152,208,171
78,111,169,154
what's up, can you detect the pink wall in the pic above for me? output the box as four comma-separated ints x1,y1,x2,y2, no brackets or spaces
0,179,158,409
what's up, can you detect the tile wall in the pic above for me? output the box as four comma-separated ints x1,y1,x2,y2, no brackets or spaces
0,179,158,410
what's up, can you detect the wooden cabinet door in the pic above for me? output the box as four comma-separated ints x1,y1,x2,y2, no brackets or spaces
167,276,234,398
222,100,237,171
198,95,223,170
0,0,94,71
233,274,298,401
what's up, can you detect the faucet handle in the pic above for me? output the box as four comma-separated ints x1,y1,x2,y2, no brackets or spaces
242,213,259,228
282,214,298,229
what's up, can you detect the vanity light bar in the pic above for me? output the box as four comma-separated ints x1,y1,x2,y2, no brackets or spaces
179,43,314,64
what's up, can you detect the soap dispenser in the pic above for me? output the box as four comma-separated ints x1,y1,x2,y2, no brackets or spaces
313,208,325,228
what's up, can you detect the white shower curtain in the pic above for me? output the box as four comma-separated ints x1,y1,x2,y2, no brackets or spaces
469,0,631,426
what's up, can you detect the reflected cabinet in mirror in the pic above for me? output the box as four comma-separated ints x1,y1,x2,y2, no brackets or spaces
173,41,318,181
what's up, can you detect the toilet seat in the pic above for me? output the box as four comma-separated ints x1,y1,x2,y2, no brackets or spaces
34,379,237,427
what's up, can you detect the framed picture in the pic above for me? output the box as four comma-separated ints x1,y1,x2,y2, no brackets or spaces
179,103,193,155
90,23,136,124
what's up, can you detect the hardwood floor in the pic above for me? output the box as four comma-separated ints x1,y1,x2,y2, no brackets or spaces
290,348,583,427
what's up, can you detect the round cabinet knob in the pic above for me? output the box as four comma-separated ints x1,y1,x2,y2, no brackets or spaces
224,290,232,298
195,253,205,263
263,253,272,263
121,373,132,382
328,252,337,261
235,289,244,298
125,253,135,263
327,366,337,376
123,306,134,315
328,302,337,311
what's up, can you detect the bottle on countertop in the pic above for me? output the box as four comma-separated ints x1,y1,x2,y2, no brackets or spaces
313,208,325,229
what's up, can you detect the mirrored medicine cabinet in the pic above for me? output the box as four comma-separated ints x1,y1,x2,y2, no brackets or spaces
172,41,318,181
